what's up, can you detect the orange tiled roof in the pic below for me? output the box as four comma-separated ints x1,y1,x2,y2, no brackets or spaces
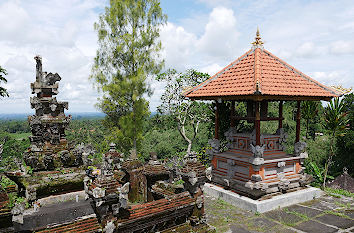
184,44,340,100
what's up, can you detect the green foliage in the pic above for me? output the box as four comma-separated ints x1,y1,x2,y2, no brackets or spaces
302,101,322,139
0,176,16,188
156,69,212,154
7,193,29,209
174,179,184,185
322,97,349,188
324,97,349,137
307,161,333,186
0,65,9,98
0,131,30,170
91,0,167,155
333,93,354,176
26,165,33,175
0,120,30,133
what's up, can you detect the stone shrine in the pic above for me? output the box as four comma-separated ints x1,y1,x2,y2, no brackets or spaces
0,56,214,233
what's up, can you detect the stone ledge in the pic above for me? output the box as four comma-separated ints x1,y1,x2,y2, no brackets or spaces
203,183,323,213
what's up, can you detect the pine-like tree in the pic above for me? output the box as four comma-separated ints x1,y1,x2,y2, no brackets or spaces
91,0,166,155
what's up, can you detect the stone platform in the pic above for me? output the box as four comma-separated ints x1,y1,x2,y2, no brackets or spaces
203,183,323,213
204,190,354,233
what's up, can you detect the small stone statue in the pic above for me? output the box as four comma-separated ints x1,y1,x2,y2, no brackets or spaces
249,144,266,166
250,144,266,158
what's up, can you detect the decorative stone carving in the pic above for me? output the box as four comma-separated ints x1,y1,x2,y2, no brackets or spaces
104,221,116,233
224,127,238,141
92,187,106,199
276,128,288,150
249,144,265,166
118,182,130,209
251,174,262,182
43,154,54,170
294,141,307,156
205,166,212,181
24,55,74,171
245,180,268,191
207,138,220,156
43,72,61,86
250,144,265,158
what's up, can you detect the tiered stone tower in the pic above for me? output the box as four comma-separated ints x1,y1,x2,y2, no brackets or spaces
23,56,72,171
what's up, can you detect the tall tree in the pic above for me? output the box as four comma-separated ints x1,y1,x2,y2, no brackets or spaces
0,66,9,98
322,97,348,188
91,0,166,154
156,69,212,154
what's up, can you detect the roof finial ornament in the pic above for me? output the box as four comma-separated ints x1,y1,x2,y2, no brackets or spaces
252,27,264,48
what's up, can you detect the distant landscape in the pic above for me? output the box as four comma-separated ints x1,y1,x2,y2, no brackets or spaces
0,112,105,120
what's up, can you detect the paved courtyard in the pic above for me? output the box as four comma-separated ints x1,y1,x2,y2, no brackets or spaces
204,193,354,233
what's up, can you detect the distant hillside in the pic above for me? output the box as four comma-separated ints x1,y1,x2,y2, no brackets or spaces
0,112,105,120
0,112,158,120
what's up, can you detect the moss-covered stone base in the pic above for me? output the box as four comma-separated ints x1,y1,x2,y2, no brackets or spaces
6,168,85,201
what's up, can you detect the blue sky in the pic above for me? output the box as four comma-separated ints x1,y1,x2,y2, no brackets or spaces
0,0,353,113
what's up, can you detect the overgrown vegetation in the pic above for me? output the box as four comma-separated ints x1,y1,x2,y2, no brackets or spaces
0,91,353,189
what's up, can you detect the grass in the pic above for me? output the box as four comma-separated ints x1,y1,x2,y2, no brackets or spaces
334,201,351,209
324,210,351,219
325,187,354,198
284,208,310,221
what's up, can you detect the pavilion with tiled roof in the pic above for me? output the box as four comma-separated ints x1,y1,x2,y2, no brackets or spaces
184,29,339,102
184,30,341,198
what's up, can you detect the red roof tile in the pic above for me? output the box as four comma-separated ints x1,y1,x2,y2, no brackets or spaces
118,191,194,223
36,216,101,233
184,46,340,100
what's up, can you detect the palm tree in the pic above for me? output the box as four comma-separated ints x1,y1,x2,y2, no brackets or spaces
322,97,348,188
0,66,9,98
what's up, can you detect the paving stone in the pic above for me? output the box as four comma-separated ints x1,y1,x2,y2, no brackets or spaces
264,209,303,226
229,224,252,233
302,199,340,211
294,220,337,233
269,225,297,233
246,217,278,231
315,214,354,229
286,204,323,218
319,195,353,208
339,210,354,219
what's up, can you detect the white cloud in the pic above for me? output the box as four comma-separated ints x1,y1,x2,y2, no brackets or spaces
160,23,198,71
197,0,232,8
160,6,239,71
200,63,223,76
0,0,104,113
311,71,352,88
198,7,238,59
330,40,354,55
1,0,354,113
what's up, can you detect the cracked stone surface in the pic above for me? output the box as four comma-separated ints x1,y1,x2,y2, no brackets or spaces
204,192,354,233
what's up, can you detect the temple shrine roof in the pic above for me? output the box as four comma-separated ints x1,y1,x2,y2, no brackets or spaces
36,216,100,233
118,191,194,223
184,30,341,101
